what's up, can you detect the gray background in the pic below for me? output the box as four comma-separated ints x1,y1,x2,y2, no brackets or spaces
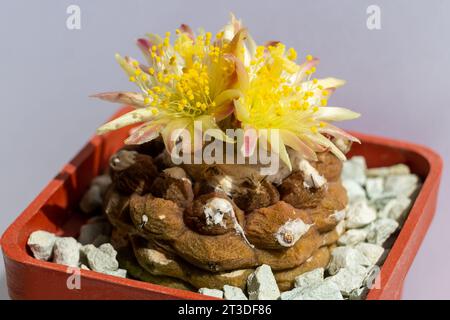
0,0,448,299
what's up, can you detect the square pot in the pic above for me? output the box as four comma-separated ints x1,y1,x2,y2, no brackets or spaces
1,107,443,300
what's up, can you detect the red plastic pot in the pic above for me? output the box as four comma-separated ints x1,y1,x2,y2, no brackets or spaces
1,107,443,300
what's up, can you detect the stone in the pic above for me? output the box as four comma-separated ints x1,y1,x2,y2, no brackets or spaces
223,285,248,300
345,200,377,228
78,221,111,245
279,287,303,300
348,287,367,300
79,185,103,214
338,228,368,246
342,156,366,186
366,164,410,177
247,264,280,300
335,220,346,236
53,237,80,267
294,268,324,289
281,281,343,300
86,244,119,272
198,288,223,298
366,218,399,245
105,268,127,278
91,174,113,194
80,175,112,214
92,234,110,247
80,243,96,256
342,180,366,203
354,243,385,265
369,195,397,211
27,230,56,261
325,265,368,296
99,243,117,257
384,174,419,198
327,247,370,275
365,177,384,200
274,246,331,291
378,196,411,221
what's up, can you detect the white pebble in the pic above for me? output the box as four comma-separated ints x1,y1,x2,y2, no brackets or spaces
338,228,368,246
378,196,411,221
384,174,419,198
335,220,347,236
198,288,223,298
325,265,368,296
27,230,56,261
365,177,384,200
105,268,127,278
86,244,119,272
294,268,324,289
327,247,370,275
247,264,280,300
342,180,366,203
342,156,367,186
282,281,343,300
223,285,248,300
366,218,399,245
345,200,377,228
366,164,410,177
354,243,385,265
53,237,80,267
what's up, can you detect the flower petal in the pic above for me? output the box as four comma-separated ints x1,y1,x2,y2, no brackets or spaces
125,122,164,145
213,89,242,107
280,130,318,161
136,38,153,64
314,77,346,89
265,130,292,171
97,108,155,134
234,99,250,121
295,57,320,82
161,118,191,153
180,24,195,40
115,54,136,76
319,123,360,143
306,133,347,161
315,107,361,122
212,102,235,121
224,54,249,91
90,92,145,108
212,89,241,121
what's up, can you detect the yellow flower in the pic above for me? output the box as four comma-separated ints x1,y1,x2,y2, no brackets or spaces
234,42,360,170
93,17,249,151
93,14,360,170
